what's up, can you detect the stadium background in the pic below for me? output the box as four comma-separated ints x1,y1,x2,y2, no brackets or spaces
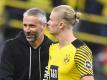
0,0,107,80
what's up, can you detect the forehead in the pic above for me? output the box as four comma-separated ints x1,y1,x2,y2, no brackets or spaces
50,12,60,19
23,15,40,23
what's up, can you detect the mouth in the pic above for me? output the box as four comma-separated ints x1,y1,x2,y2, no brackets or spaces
26,36,35,42
26,35,34,38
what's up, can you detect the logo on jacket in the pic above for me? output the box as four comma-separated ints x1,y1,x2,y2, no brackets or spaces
43,66,49,80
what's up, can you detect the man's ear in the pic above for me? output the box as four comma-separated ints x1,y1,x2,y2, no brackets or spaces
42,23,47,28
59,21,65,29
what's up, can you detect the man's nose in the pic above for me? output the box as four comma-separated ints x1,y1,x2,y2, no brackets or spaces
26,26,31,32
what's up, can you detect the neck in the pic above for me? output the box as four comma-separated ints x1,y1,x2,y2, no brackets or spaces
56,29,76,48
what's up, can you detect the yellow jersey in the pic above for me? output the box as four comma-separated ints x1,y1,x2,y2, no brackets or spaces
48,39,93,80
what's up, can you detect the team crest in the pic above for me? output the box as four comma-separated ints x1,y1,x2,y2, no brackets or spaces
64,54,70,64
85,60,92,69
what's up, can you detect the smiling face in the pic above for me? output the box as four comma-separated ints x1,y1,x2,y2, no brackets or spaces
23,15,44,43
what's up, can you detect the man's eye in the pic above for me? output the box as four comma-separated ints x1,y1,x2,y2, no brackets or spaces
30,25,36,28
23,24,27,27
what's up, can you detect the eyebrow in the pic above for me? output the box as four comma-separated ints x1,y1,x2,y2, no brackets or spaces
23,23,36,26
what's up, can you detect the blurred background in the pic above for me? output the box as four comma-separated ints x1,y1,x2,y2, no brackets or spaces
0,0,107,80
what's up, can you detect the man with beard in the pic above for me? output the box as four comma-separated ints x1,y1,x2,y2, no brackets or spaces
0,8,52,80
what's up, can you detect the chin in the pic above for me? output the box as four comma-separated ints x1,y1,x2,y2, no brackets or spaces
27,38,34,42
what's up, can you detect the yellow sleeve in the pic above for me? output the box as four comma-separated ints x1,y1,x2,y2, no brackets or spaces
74,45,94,78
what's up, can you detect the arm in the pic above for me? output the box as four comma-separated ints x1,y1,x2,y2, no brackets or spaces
75,45,94,80
0,42,14,80
81,76,94,80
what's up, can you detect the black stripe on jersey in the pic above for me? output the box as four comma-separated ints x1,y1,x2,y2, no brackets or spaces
77,64,91,74
77,46,92,57
77,63,92,73
72,39,86,48
75,56,86,64
76,49,92,61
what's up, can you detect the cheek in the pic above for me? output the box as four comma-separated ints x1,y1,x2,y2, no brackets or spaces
49,21,55,26
23,26,27,31
49,23,56,29
23,28,26,32
48,21,58,30
30,28,37,33
36,28,44,33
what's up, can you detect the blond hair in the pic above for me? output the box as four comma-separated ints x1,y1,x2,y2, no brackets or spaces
52,5,81,26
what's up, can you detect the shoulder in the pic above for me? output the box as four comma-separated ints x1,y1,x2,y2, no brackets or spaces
3,31,24,49
72,39,86,48
72,39,92,58
72,39,92,53
1,38,18,52
5,37,17,45
4,31,27,47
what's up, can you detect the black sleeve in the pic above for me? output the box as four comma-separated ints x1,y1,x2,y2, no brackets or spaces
0,42,15,80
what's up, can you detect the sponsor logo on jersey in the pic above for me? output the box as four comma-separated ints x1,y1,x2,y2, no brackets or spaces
50,65,58,80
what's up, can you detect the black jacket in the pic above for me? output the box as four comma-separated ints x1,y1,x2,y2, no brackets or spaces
0,31,53,80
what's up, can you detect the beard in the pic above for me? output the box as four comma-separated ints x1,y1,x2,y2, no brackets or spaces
25,32,38,43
